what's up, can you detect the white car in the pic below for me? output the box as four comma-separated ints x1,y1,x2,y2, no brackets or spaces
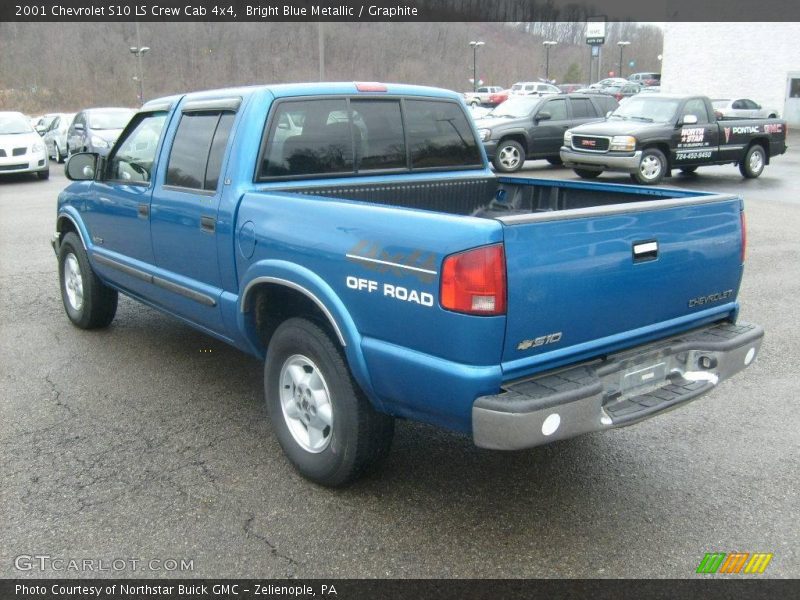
509,81,561,96
42,113,75,163
711,98,779,119
0,111,50,179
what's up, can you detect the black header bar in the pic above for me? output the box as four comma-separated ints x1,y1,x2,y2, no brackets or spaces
3,0,800,22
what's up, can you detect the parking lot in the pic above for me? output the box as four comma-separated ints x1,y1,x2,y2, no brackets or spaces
1,140,798,579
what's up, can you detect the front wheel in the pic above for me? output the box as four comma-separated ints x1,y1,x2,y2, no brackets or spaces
573,168,601,179
631,148,667,185
264,318,394,487
58,232,118,329
680,166,698,174
37,168,50,180
547,157,563,166
492,140,525,173
739,144,766,178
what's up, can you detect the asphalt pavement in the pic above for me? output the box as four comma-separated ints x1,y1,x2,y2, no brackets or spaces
1,140,798,579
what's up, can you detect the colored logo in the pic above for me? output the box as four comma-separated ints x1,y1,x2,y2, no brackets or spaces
696,552,773,574
723,127,731,143
581,139,596,147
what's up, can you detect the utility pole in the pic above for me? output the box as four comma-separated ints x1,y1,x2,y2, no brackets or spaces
617,41,630,78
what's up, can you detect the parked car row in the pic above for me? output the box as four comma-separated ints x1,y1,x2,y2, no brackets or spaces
2,107,136,180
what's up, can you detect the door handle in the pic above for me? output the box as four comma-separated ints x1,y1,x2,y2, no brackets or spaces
137,203,149,218
200,216,216,233
633,240,658,263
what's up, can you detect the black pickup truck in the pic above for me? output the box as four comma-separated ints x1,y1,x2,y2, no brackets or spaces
560,94,788,184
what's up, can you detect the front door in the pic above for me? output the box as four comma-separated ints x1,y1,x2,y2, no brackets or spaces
83,111,169,271
531,97,571,157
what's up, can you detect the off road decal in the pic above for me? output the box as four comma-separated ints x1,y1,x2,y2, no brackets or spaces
346,240,438,284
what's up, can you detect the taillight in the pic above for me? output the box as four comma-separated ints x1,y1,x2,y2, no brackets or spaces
440,244,506,316
740,210,747,263
615,93,623,101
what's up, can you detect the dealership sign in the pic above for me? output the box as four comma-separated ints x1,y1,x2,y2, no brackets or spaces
586,19,606,45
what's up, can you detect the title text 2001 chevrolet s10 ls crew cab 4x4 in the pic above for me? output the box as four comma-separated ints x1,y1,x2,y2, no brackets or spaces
53,83,763,486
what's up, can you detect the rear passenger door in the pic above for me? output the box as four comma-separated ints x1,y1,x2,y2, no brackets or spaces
149,98,239,333
531,97,570,157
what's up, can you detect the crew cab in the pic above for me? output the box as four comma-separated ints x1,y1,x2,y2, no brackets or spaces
475,93,618,172
561,94,787,184
53,83,763,486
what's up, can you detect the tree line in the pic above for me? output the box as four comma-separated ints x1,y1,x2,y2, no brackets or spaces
0,21,663,112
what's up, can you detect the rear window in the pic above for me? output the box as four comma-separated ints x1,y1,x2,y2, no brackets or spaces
258,97,481,179
404,100,482,168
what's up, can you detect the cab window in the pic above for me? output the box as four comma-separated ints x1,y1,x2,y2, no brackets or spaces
106,112,168,184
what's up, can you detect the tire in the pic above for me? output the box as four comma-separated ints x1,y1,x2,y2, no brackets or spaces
54,143,64,163
547,157,563,166
631,148,667,185
680,166,697,174
58,232,118,329
492,140,525,173
573,168,601,179
739,144,766,179
37,168,50,180
768,113,777,119
469,99,479,107
264,318,394,487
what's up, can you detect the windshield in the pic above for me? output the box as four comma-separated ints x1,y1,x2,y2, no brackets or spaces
0,114,34,134
88,110,134,130
611,97,681,123
488,97,539,118
511,84,523,91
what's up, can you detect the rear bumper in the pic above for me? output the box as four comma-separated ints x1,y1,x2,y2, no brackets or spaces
473,321,763,450
560,146,641,172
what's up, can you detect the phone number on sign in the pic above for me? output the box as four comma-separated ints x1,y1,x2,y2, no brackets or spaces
676,151,712,161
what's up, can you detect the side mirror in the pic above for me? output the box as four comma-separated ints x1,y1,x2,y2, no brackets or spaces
65,152,99,181
73,123,85,132
680,114,698,126
536,111,551,121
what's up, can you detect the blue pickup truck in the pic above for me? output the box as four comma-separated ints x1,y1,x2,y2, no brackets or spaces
53,83,763,486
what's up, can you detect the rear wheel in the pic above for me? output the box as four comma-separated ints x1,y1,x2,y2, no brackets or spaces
631,148,667,185
493,140,525,173
739,144,766,178
469,99,479,107
573,168,601,179
58,232,118,329
264,318,394,487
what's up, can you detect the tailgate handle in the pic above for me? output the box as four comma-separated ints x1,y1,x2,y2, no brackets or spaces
633,240,658,263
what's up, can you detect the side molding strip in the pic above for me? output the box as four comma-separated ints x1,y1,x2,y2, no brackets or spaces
93,254,217,307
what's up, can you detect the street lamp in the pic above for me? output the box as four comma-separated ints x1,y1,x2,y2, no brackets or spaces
129,45,150,105
617,41,630,78
542,41,557,82
469,41,485,93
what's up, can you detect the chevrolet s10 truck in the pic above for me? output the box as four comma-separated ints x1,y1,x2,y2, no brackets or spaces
53,83,763,486
561,94,787,184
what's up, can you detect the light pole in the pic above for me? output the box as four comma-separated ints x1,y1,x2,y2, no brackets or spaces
469,41,484,92
542,41,557,82
617,41,630,78
129,21,150,105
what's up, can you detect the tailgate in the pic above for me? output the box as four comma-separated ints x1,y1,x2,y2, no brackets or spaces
500,195,744,374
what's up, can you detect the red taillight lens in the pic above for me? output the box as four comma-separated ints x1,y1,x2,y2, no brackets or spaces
440,244,506,315
740,210,747,263
615,93,623,101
